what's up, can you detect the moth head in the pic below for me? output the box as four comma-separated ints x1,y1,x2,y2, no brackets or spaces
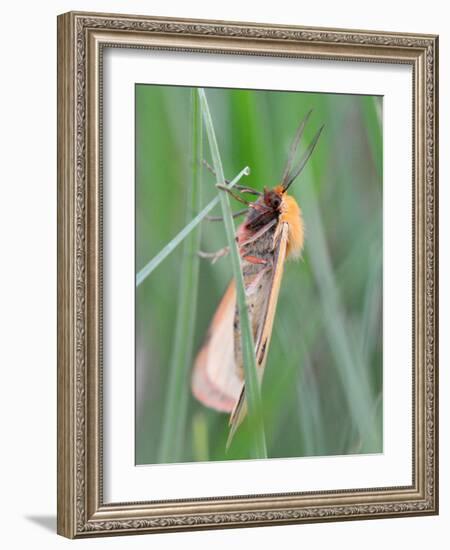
263,187,283,210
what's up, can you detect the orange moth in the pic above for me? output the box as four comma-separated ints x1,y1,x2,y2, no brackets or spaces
192,111,324,448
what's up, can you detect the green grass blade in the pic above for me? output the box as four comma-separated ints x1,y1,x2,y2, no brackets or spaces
302,183,376,448
360,95,383,182
192,412,209,462
198,88,267,459
136,165,250,287
158,90,203,462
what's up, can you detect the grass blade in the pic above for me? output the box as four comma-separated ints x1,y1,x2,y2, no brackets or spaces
302,183,376,449
360,96,383,182
192,412,209,462
198,88,267,458
158,90,203,462
136,166,250,287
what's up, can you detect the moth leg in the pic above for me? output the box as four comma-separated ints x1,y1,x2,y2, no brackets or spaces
216,184,251,206
233,185,262,196
198,246,230,264
202,159,227,181
202,160,261,196
242,255,268,265
206,208,248,222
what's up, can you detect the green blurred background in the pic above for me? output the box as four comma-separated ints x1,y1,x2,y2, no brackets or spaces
135,85,383,465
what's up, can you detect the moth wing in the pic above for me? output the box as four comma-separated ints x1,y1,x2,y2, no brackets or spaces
192,282,244,413
227,222,289,448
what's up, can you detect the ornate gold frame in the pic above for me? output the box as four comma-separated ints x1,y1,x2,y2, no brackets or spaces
57,11,439,538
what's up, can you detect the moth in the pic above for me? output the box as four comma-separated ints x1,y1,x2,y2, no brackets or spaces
192,111,323,448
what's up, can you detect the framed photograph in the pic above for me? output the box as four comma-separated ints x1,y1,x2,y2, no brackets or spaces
57,11,439,538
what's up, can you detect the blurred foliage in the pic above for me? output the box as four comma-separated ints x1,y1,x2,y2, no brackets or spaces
135,85,383,465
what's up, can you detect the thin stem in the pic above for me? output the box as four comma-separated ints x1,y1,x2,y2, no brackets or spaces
198,88,267,459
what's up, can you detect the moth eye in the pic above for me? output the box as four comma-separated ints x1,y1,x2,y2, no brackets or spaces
272,196,281,208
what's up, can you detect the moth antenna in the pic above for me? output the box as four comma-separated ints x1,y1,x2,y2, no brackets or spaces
280,109,313,187
282,124,324,191
201,158,215,175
